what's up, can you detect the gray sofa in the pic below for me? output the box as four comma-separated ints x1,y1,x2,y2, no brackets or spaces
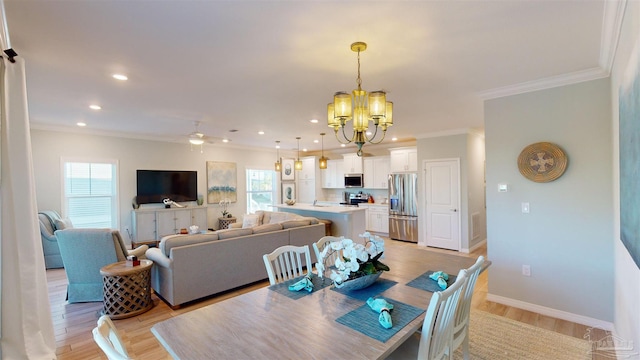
145,211,325,307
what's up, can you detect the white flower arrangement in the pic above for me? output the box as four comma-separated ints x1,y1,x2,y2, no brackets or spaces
316,232,389,288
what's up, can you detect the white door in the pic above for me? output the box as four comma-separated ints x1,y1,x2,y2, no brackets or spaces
425,159,460,250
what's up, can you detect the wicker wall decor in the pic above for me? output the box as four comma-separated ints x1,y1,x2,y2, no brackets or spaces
517,142,568,183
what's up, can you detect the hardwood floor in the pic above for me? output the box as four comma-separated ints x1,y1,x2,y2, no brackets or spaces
49,239,611,360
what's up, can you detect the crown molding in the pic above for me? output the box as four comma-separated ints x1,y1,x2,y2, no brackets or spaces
416,128,484,139
477,67,609,100
600,0,627,72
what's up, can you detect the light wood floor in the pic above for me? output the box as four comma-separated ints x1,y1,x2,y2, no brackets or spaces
50,239,611,359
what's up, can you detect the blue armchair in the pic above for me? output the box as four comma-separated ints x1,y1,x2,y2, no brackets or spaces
38,210,64,269
55,228,148,303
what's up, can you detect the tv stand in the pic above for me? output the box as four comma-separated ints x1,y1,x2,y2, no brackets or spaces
131,206,208,246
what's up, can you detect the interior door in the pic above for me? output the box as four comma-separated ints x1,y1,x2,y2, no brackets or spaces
425,159,460,250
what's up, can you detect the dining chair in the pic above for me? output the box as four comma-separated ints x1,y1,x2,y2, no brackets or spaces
263,245,312,285
387,269,468,360
452,256,485,360
312,235,344,266
92,315,132,360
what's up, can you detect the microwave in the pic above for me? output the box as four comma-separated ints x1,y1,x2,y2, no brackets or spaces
344,174,364,188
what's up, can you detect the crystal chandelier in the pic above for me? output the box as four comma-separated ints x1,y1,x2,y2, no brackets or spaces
327,42,393,156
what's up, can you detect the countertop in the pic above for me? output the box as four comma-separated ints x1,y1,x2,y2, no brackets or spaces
273,203,366,214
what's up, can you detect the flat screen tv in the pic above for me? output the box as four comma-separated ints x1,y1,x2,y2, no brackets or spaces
136,170,197,204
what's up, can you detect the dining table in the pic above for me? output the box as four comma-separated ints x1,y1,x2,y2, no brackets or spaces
151,242,487,359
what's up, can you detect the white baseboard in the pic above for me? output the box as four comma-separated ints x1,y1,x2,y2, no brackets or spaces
486,293,615,331
467,238,486,254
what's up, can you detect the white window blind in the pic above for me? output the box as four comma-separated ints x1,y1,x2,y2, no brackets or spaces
63,160,118,228
246,169,276,214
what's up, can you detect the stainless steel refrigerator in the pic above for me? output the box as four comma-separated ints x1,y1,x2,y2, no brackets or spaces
388,173,418,242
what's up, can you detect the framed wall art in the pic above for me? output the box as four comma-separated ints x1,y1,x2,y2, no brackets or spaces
281,158,295,181
206,161,237,204
282,182,295,203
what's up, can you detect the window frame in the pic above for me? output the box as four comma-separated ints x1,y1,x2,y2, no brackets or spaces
245,167,277,214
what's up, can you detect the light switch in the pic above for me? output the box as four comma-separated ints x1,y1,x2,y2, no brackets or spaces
521,202,530,213
498,184,508,192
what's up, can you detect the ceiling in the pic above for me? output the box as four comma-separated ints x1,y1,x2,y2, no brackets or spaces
3,1,609,153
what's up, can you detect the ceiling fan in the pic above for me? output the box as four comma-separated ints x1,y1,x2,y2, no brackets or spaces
188,121,211,152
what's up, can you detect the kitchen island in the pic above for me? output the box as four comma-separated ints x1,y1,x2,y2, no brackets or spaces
272,203,366,241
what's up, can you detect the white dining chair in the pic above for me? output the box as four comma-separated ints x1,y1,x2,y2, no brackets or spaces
312,235,344,267
263,245,313,285
92,315,132,360
387,269,468,360
452,256,485,360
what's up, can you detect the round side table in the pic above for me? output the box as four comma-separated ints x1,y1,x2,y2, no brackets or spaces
100,259,154,319
218,217,237,229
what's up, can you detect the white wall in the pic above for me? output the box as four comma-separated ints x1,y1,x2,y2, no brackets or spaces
485,78,613,325
31,129,285,239
609,0,640,350
416,132,487,251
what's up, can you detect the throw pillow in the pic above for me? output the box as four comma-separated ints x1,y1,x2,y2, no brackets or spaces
54,218,74,230
268,212,289,224
242,214,260,228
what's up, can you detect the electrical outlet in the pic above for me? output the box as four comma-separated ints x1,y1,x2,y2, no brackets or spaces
521,202,530,213
522,264,531,277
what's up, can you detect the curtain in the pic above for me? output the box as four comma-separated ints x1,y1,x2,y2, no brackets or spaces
0,56,56,359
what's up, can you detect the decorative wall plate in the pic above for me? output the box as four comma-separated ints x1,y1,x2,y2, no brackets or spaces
517,142,568,183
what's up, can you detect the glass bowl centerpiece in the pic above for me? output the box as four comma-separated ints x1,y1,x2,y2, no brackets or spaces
316,232,389,290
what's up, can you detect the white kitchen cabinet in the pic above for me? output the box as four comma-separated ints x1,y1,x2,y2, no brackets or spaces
296,156,323,202
364,156,390,189
322,159,344,189
132,206,208,241
389,147,417,172
343,153,363,174
360,204,389,234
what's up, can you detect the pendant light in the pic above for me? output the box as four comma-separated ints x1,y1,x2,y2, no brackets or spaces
294,137,303,170
319,133,328,169
274,141,281,171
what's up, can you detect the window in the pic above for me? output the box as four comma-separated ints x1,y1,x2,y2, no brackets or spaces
62,159,118,228
246,168,276,214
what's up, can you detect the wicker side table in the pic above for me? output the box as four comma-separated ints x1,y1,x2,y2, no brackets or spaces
218,217,237,229
100,259,153,319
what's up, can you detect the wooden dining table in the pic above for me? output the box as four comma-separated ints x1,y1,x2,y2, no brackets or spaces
151,243,486,359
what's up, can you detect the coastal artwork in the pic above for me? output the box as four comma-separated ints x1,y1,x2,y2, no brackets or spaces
619,38,640,269
207,161,237,204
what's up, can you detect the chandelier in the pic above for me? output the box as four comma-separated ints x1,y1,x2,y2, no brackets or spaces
319,133,328,169
274,141,281,171
294,137,303,170
327,41,393,156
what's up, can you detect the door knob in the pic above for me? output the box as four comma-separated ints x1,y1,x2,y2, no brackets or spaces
450,209,458,212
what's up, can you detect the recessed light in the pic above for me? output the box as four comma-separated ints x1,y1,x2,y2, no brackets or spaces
366,131,372,136
258,131,265,135
341,144,346,147
112,74,128,81
310,119,318,123
222,139,230,143
313,139,319,143
392,137,398,141
89,104,101,110
303,148,308,152
77,122,86,127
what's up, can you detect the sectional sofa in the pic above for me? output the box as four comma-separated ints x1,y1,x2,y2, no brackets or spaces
145,211,325,307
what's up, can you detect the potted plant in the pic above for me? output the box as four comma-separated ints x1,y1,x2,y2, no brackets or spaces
219,198,232,218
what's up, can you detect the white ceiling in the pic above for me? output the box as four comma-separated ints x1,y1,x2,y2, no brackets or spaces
4,1,609,153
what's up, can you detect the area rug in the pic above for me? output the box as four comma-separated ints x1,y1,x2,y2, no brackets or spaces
453,311,592,360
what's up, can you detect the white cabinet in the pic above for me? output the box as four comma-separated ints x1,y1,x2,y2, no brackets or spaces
132,206,208,241
296,156,323,203
364,156,390,189
322,159,344,189
298,157,316,180
343,153,363,174
390,147,417,173
360,204,389,234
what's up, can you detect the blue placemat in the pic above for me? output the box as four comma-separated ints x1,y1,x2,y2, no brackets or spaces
335,297,425,342
331,278,398,301
268,274,333,300
406,270,457,293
